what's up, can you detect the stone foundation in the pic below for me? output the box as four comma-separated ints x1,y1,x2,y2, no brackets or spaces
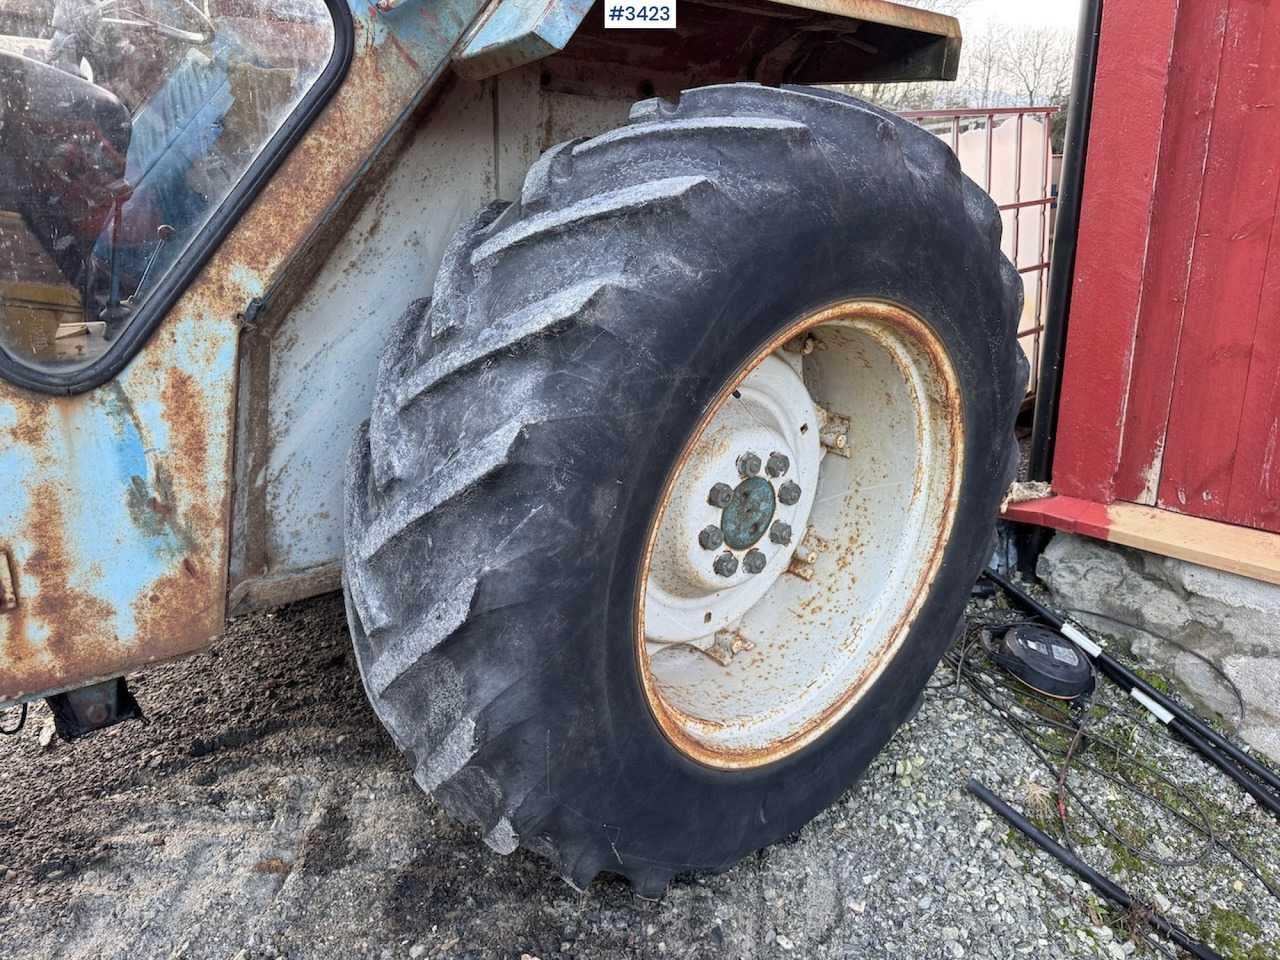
1037,532,1280,763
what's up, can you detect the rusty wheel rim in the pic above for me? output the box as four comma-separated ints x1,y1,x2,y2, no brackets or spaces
636,301,964,769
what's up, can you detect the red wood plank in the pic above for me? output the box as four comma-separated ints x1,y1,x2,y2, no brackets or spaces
1112,0,1229,504
1052,0,1180,504
1002,495,1113,540
1156,0,1280,521
1223,182,1280,530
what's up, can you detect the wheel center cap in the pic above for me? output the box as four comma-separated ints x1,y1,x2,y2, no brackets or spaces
721,476,776,550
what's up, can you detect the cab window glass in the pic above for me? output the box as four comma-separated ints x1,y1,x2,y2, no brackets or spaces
0,0,334,372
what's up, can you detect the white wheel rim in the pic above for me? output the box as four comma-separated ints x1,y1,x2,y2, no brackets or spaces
636,301,964,769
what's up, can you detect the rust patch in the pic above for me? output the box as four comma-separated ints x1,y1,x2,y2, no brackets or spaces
160,369,210,483
252,858,293,875
129,555,220,669
2,373,226,703
156,365,220,545
1,6,478,704
3,483,116,701
7,393,53,452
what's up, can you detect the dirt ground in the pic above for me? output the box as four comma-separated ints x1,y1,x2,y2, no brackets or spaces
1,592,1275,960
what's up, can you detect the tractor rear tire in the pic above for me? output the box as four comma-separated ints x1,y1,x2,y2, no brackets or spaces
342,83,1025,897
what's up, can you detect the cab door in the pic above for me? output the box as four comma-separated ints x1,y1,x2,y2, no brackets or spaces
0,0,350,703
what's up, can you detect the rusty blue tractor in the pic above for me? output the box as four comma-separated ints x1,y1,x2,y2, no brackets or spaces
0,0,1024,892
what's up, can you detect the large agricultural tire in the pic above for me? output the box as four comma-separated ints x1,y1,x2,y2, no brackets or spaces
342,83,1025,897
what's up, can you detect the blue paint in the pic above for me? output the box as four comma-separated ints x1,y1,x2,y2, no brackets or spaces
80,386,189,613
359,0,484,64
1,0,594,701
455,0,596,77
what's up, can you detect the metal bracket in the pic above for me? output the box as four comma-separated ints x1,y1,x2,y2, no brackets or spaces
453,0,595,81
45,677,145,739
240,296,267,328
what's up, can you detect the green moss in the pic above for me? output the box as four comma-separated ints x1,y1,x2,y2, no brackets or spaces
1128,664,1174,696
1088,818,1145,877
1195,905,1267,960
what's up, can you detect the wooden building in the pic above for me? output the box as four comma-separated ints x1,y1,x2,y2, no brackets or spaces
1006,0,1280,585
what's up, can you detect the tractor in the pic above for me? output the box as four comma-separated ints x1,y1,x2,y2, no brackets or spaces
0,0,1023,894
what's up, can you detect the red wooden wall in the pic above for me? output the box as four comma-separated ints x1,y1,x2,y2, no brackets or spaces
1052,0,1280,533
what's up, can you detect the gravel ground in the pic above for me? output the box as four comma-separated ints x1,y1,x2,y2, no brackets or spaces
1,590,1277,960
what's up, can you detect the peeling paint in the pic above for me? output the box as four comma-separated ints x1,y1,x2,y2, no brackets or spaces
1138,436,1165,506
0,0,492,705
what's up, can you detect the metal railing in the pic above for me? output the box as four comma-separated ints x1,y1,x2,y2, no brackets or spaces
900,106,1059,400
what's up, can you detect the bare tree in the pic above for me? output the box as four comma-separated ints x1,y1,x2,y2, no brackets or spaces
956,22,1002,108
830,16,1075,147
998,27,1075,107
913,0,975,15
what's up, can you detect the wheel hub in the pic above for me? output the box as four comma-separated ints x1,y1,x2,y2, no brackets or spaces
720,476,776,551
642,355,821,645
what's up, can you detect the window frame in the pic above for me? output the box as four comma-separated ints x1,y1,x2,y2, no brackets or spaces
0,0,355,395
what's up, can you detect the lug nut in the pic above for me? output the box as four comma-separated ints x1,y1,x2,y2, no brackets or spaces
778,481,802,505
713,552,739,577
769,521,792,545
742,549,767,575
766,453,790,478
736,452,762,477
699,525,724,550
708,483,733,508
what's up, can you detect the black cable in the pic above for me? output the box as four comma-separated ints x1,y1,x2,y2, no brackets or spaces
948,649,1217,870
1216,835,1280,903
1063,607,1246,724
1143,930,1184,960
940,617,1280,953
959,616,1280,901
983,568,1280,803
969,779,1225,960
981,635,1280,912
0,702,26,736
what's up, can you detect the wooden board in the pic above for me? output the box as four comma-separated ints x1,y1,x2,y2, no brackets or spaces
1004,496,1280,586
1111,0,1228,505
1224,190,1280,530
1156,0,1280,527
1051,0,1180,504
1054,0,1280,538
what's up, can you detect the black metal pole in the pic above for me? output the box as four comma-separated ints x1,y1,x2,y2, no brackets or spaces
983,567,1280,804
968,779,1223,960
1167,716,1280,816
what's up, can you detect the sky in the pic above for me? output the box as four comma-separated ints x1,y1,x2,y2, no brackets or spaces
963,0,1083,32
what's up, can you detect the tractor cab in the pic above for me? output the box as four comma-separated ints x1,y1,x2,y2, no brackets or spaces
0,0,332,376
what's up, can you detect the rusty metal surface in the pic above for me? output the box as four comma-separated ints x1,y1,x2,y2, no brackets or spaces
233,0,965,612
0,0,490,705
453,0,596,80
0,334,231,704
228,63,636,613
777,0,960,42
